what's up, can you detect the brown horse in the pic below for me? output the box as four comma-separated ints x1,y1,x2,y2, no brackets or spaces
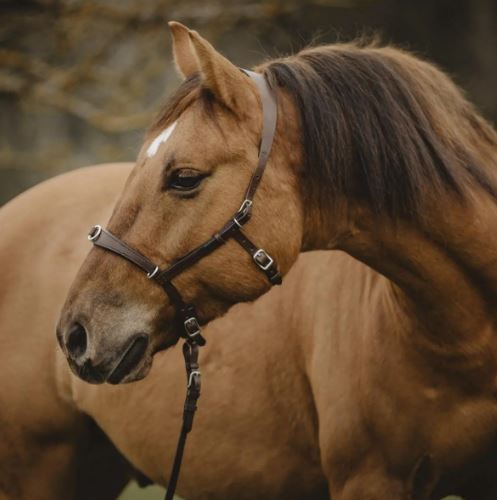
6,20,497,499
0,164,134,500
0,163,325,499
0,162,456,500
57,22,497,498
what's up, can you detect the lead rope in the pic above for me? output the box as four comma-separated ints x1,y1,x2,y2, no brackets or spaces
164,341,201,500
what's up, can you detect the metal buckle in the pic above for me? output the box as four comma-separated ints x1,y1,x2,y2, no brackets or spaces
233,199,253,227
184,316,201,339
146,266,159,279
187,370,201,388
88,225,102,241
238,199,253,213
253,249,274,271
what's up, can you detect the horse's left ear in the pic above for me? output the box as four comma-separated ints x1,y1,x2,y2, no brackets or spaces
169,21,199,79
187,28,253,113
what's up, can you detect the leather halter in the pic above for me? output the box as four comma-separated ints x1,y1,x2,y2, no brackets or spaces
88,69,281,347
86,70,280,499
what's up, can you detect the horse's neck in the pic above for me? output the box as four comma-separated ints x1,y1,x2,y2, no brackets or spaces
308,190,497,361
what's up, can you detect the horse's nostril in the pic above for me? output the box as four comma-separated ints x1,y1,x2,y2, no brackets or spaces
66,322,88,359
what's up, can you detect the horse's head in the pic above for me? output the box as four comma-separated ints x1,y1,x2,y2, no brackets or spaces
57,22,303,384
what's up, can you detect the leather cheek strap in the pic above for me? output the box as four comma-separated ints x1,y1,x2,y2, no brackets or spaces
239,69,278,203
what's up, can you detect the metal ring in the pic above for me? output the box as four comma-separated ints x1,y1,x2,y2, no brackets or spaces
88,225,102,241
146,266,159,279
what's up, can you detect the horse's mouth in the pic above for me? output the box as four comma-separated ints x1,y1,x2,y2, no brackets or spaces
107,335,150,384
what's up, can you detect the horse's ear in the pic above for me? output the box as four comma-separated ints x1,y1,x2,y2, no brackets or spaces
187,28,251,112
168,21,199,79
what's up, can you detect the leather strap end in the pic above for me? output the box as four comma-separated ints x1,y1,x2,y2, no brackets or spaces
268,269,282,286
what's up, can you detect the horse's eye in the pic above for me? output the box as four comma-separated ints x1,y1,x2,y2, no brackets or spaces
168,169,206,191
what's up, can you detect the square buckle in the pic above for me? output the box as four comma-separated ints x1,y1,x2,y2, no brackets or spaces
253,249,274,271
184,316,201,339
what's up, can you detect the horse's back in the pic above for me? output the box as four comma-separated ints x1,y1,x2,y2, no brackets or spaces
0,162,132,252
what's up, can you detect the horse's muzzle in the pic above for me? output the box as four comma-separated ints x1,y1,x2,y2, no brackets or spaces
58,320,150,384
107,335,149,384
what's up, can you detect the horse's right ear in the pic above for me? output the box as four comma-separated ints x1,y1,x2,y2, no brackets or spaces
168,21,199,79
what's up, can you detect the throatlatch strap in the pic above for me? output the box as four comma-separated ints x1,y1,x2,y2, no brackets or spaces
231,229,282,285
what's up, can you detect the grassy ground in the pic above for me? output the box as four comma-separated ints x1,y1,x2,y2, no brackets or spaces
117,481,462,500
118,482,176,500
119,482,164,499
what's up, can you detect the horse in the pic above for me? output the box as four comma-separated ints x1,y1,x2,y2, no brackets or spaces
57,22,497,498
6,19,497,498
0,162,325,499
0,164,134,499
0,162,457,500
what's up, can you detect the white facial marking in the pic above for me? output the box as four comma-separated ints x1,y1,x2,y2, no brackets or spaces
146,121,177,158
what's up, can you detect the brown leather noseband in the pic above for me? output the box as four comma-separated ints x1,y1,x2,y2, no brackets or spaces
86,70,280,499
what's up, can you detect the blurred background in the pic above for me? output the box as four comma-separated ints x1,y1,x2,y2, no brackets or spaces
0,0,496,498
1,0,497,206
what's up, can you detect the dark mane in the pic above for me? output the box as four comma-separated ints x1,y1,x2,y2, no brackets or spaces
263,42,497,220
151,43,497,222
